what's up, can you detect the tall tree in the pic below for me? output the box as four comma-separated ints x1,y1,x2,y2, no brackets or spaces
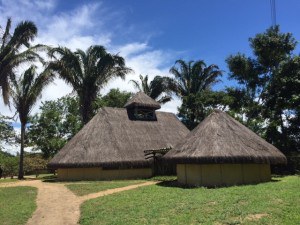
0,18,41,105
129,74,174,104
11,65,53,179
48,46,131,124
169,59,222,129
226,26,299,154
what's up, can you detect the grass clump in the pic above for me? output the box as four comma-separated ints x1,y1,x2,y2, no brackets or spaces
66,180,145,196
0,186,37,225
80,175,300,225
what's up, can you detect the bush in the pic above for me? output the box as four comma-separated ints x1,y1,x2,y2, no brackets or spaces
23,154,49,177
0,156,18,178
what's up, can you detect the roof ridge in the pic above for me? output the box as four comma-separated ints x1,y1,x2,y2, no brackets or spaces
124,92,161,109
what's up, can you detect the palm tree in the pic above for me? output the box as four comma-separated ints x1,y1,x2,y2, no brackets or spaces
0,18,41,105
48,45,132,124
169,59,222,129
130,74,175,104
169,59,222,97
11,65,53,179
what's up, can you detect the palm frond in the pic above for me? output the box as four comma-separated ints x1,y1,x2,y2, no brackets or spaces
1,18,12,50
0,18,42,106
157,95,172,104
10,21,37,49
170,59,222,97
129,79,142,91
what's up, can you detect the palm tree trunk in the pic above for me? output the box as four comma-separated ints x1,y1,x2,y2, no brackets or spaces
81,104,90,125
18,122,25,179
81,96,93,125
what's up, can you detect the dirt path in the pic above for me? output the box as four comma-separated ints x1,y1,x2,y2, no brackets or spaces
79,181,158,201
0,180,157,225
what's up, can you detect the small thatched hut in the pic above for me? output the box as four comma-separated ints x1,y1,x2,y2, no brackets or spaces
164,109,287,186
48,92,189,180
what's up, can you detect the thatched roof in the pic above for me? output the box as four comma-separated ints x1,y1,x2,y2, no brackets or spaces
48,107,189,169
164,109,287,165
124,92,161,109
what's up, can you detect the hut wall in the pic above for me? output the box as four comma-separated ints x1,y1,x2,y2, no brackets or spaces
57,167,152,181
177,164,270,186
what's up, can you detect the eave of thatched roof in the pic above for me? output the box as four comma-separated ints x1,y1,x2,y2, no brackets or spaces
124,92,161,109
164,109,287,165
48,107,189,169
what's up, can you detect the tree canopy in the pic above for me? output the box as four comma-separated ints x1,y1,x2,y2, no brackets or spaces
226,26,300,155
48,45,132,124
28,95,81,158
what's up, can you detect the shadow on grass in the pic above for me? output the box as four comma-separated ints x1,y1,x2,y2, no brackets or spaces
156,180,199,189
42,175,59,183
156,178,283,189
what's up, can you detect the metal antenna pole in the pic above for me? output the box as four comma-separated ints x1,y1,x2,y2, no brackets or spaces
270,0,277,26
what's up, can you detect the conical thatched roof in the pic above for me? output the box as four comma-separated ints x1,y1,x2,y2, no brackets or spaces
48,107,189,169
164,109,287,165
124,92,161,109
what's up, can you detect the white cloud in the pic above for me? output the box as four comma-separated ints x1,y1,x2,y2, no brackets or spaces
102,46,176,96
159,96,181,113
43,3,100,41
118,42,149,57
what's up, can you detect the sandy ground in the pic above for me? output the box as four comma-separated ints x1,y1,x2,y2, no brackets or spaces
0,180,158,225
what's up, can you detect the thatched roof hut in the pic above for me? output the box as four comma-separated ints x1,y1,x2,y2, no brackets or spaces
164,109,287,186
48,92,189,180
165,109,286,164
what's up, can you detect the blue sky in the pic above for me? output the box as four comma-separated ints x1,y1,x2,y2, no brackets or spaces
1,0,300,114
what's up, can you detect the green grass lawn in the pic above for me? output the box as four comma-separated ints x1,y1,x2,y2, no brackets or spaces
0,186,37,225
0,178,18,183
0,174,56,183
65,180,146,196
80,175,300,225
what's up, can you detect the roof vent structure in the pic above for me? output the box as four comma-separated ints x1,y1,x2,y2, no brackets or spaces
124,92,161,121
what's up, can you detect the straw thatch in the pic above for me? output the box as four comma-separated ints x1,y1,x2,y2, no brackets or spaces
164,109,287,165
48,107,189,169
124,91,161,109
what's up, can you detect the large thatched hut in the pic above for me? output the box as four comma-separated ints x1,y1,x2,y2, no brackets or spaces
48,92,189,180
164,109,287,186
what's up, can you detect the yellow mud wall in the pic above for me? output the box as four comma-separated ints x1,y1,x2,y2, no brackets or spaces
57,167,153,181
177,164,271,186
